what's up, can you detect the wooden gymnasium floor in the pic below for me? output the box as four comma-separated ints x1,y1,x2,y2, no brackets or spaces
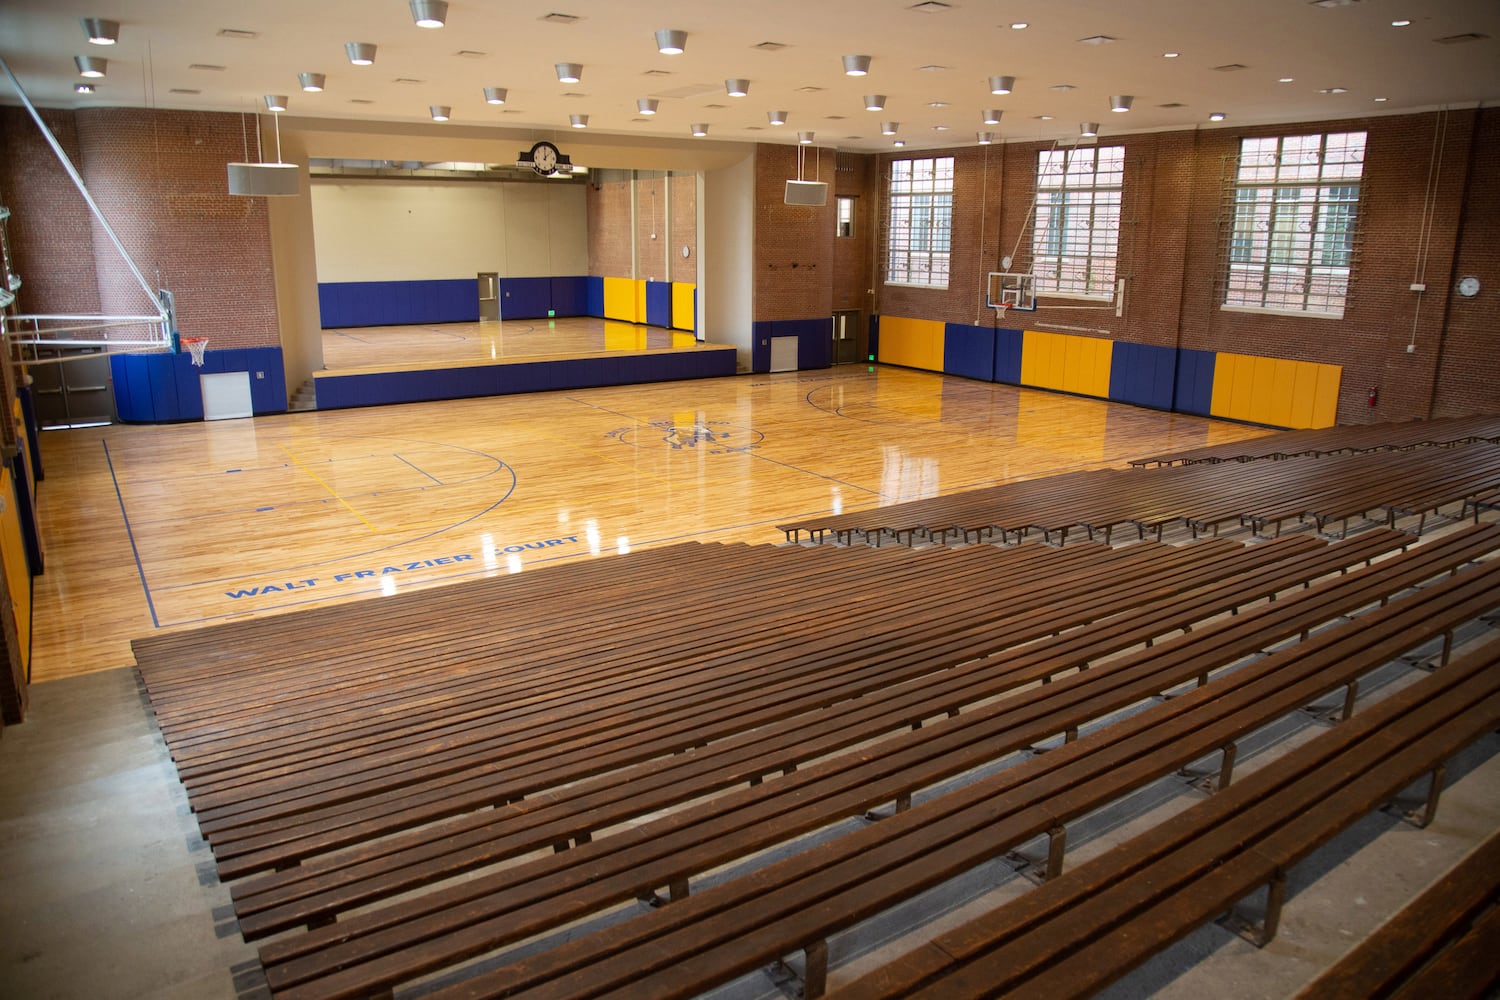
30,322,1273,682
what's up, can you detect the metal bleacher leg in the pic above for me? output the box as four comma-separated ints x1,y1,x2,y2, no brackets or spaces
1045,824,1067,880
1415,764,1447,828
1259,869,1289,946
1218,742,1238,789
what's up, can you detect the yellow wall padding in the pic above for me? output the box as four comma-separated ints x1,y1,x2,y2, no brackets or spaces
603,276,637,322
0,470,29,670
672,283,696,332
1021,330,1113,398
1211,351,1343,429
878,316,945,372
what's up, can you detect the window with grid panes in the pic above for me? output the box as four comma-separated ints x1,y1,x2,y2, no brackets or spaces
886,156,954,288
1225,131,1366,316
1031,145,1124,298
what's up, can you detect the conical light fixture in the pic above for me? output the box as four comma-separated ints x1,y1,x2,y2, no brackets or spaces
768,110,788,125
483,86,507,104
726,79,749,97
637,98,659,115
345,42,376,65
409,0,447,28
1110,95,1133,112
299,72,325,92
982,109,1003,124
881,122,899,135
1080,122,1099,136
569,113,588,128
655,29,687,54
691,123,709,136
842,54,871,76
864,95,886,111
81,18,119,45
556,63,582,83
430,105,450,121
75,55,107,78
263,94,288,111
798,130,815,144
989,75,1015,95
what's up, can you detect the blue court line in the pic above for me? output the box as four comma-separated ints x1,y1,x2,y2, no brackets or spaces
102,439,160,629
395,453,444,485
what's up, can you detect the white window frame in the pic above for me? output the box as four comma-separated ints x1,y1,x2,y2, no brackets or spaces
1224,131,1366,317
1031,145,1124,300
885,156,954,289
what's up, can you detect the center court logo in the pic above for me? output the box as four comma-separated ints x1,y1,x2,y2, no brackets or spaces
606,420,764,454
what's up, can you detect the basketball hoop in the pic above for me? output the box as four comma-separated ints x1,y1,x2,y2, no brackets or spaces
180,336,209,367
994,303,1010,325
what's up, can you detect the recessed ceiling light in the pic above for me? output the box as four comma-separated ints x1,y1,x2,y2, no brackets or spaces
1374,96,1389,102
74,82,96,93
81,18,119,45
410,0,447,28
656,28,687,54
1010,22,1028,30
928,101,949,108
1209,111,1226,121
1279,77,1295,83
1163,51,1180,58
931,125,949,131
1319,86,1349,94
893,140,906,147
1391,18,1411,26
1035,114,1053,120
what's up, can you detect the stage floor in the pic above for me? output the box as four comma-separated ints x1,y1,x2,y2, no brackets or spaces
319,317,720,375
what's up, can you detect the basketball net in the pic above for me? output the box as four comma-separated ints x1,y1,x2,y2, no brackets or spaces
994,303,1009,325
181,337,209,367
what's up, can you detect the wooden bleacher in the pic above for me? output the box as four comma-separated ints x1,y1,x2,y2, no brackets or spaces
778,441,1500,546
131,519,1500,998
1127,413,1500,468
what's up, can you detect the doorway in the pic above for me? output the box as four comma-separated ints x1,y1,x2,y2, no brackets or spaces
832,310,863,365
477,272,499,321
27,348,116,427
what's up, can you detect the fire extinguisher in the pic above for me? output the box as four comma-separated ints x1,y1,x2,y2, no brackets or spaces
1368,387,1378,407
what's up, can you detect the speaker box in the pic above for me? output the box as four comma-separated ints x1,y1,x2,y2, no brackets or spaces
784,180,829,206
227,162,300,197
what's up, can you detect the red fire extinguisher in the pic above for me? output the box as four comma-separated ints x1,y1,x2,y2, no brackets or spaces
1368,387,1378,407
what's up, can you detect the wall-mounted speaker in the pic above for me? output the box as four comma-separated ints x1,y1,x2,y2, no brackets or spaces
227,162,300,197
784,180,828,206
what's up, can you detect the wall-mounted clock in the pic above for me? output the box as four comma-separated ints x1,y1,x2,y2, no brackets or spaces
1457,275,1480,298
516,140,571,177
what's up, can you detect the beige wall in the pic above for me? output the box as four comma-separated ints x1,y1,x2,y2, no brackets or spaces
310,179,587,282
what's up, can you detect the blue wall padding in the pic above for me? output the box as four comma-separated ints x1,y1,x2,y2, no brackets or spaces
992,327,1024,384
943,323,997,382
318,279,480,328
314,348,737,409
1109,342,1179,411
645,282,673,329
585,276,605,318
1173,348,1217,416
112,347,288,422
551,276,589,317
499,277,551,319
749,318,832,372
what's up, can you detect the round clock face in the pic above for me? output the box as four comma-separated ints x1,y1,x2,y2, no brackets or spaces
1457,276,1480,298
532,142,559,174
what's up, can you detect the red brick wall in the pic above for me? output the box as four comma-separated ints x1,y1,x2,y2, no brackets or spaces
861,109,1498,422
69,108,278,349
1431,107,1500,417
753,143,834,322
669,173,696,285
832,152,873,316
0,107,102,317
587,174,633,278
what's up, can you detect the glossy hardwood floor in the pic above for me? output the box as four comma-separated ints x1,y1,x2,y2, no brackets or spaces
319,316,710,374
31,362,1271,681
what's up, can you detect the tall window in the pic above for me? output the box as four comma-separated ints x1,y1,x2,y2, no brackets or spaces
1032,145,1124,298
1225,131,1366,316
886,157,954,288
836,195,856,238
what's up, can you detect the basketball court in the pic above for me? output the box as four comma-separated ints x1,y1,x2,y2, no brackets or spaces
29,354,1269,682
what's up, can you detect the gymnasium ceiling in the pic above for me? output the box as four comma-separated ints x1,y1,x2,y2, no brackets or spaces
1,0,1497,153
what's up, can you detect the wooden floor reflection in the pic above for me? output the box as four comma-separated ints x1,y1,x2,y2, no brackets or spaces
31,365,1271,681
